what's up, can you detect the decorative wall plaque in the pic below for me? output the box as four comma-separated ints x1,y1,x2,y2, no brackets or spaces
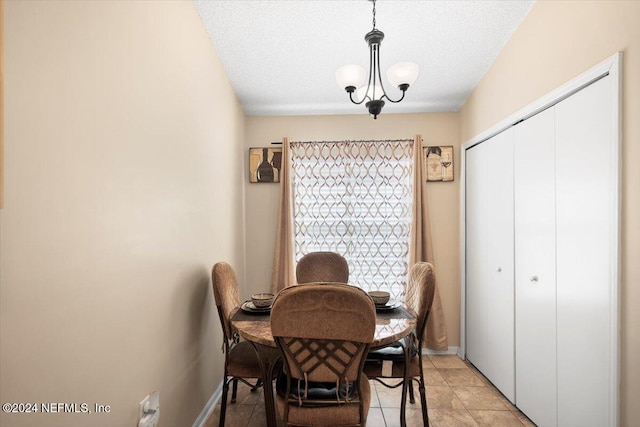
424,146,453,182
249,147,282,183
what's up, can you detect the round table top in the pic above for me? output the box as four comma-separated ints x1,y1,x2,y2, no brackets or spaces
231,304,416,349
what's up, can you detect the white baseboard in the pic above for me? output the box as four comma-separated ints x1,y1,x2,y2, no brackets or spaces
424,346,459,356
192,381,223,427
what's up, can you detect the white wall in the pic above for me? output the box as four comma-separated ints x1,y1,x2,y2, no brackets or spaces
0,1,246,426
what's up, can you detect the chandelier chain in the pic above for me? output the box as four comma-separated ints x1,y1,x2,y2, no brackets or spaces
372,0,377,29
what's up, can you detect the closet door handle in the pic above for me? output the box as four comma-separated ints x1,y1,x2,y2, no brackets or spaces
497,267,502,272
529,275,539,282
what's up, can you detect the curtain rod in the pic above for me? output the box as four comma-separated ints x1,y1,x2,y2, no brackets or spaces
272,138,414,145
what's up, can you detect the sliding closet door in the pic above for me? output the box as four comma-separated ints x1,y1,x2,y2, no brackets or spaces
555,76,614,426
465,141,488,373
483,130,515,401
514,107,557,427
465,129,515,401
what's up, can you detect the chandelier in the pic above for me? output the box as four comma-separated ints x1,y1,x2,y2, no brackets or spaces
335,0,419,119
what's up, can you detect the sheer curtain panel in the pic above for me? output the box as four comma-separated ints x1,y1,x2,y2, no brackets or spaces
290,139,413,300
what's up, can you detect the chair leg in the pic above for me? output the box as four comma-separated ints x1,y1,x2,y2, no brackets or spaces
219,377,230,427
418,381,429,427
418,374,429,426
415,342,428,425
409,379,416,404
230,378,239,403
251,378,262,392
400,379,408,427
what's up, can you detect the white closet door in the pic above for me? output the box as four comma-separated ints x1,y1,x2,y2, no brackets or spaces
555,76,613,426
465,142,488,373
465,129,515,401
483,130,515,401
514,107,557,427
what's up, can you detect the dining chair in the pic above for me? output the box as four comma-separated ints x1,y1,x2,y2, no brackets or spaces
211,262,271,427
295,251,349,284
271,282,376,426
363,262,436,427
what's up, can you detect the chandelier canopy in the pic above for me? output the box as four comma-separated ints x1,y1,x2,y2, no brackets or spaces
335,0,419,119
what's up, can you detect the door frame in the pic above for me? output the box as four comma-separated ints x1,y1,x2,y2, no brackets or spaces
459,52,621,425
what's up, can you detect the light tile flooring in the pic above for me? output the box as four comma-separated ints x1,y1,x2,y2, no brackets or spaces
204,354,536,427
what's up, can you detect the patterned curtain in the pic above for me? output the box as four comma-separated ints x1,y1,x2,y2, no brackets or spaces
289,139,414,301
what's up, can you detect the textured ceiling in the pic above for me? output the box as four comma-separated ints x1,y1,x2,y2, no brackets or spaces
194,0,534,116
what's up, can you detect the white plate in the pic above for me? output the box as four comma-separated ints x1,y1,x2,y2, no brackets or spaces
241,301,271,313
375,300,401,312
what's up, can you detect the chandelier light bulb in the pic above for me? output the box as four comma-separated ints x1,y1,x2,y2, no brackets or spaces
336,64,366,92
387,62,420,89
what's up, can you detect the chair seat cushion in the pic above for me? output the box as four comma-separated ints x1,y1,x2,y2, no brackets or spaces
275,373,371,425
367,341,418,361
227,340,278,379
276,371,358,403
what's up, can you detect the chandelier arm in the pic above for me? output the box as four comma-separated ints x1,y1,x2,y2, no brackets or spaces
356,40,375,105
348,91,366,105
346,36,376,105
375,42,406,104
374,42,388,101
382,89,407,104
362,39,376,103
372,45,380,101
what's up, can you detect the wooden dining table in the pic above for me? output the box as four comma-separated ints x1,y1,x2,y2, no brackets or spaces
231,302,417,427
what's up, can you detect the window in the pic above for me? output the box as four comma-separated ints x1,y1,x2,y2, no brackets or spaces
290,139,414,300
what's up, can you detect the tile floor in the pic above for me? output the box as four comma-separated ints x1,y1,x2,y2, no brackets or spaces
204,354,536,427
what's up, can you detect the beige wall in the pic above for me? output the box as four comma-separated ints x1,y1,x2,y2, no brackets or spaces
459,1,640,425
0,1,245,426
244,113,462,347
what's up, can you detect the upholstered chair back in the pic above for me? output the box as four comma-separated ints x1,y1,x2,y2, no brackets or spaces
404,262,437,341
271,283,375,426
271,283,375,383
295,251,349,284
211,262,241,340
